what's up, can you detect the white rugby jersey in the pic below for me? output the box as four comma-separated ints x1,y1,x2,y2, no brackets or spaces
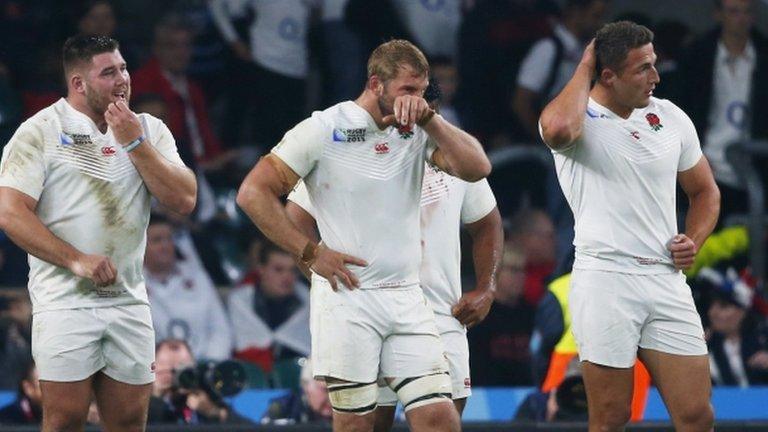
274,101,436,289
418,165,496,316
146,259,233,361
547,97,703,274
0,98,186,312
289,166,497,316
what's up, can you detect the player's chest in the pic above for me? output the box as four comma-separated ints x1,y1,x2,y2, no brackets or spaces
45,127,139,184
588,120,681,174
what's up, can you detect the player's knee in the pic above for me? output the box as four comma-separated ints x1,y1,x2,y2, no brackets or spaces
391,372,452,413
676,402,714,431
327,381,379,416
591,399,631,429
44,410,88,432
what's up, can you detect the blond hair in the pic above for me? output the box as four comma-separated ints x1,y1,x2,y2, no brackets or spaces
367,39,429,82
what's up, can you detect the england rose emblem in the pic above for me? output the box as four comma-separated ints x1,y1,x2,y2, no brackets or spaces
646,113,663,132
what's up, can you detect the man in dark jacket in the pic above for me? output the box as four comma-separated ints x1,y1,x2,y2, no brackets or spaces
0,358,42,425
678,0,768,219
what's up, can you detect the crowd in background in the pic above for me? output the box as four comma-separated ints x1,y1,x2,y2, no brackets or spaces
0,0,768,425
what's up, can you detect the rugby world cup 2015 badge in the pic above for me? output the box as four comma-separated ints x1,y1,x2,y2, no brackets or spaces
333,128,366,142
60,132,93,146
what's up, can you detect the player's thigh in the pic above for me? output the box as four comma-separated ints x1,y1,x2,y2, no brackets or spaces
32,308,106,383
436,316,471,401
569,269,647,368
637,348,712,426
380,289,447,379
311,281,383,383
93,372,152,431
40,378,94,429
581,361,634,424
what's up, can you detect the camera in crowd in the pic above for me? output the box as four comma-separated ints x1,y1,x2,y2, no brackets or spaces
173,360,247,402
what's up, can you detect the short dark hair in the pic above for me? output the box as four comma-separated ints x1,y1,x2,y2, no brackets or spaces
259,242,292,265
62,34,119,75
594,21,654,75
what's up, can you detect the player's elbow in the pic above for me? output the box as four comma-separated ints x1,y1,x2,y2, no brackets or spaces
236,180,264,211
176,193,197,216
464,160,492,182
540,117,579,150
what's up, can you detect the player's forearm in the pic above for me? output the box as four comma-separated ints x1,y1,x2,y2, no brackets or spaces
467,208,504,293
237,185,311,258
0,200,81,271
423,116,491,182
128,141,197,215
539,62,592,148
685,186,721,250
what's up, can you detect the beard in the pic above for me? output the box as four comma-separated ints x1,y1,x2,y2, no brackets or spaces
377,90,395,117
84,83,131,116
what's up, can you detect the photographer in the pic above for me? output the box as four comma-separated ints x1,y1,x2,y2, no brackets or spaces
147,339,252,425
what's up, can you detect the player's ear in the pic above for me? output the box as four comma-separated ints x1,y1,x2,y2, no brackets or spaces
600,68,616,87
369,75,384,96
69,71,86,94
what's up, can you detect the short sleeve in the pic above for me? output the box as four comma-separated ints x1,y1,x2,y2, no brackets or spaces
0,121,46,200
517,39,557,93
271,117,326,178
670,103,703,172
143,115,186,167
460,178,497,224
287,180,315,217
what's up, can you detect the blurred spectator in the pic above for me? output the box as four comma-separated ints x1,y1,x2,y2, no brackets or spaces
0,62,22,146
148,339,252,424
512,0,608,141
507,208,556,305
431,55,462,127
262,358,332,424
698,267,768,386
468,247,535,386
0,294,31,390
390,0,462,59
0,357,41,425
228,243,310,372
651,20,692,99
209,0,318,149
19,43,63,120
318,0,367,104
0,231,28,287
678,0,768,219
131,17,240,185
75,0,116,37
456,0,555,142
239,235,265,286
514,358,588,422
144,214,233,361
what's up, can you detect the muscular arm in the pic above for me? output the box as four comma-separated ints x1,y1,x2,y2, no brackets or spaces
678,157,720,250
452,207,504,327
285,201,320,279
426,115,491,182
0,187,116,285
127,140,197,215
539,42,595,150
237,155,308,257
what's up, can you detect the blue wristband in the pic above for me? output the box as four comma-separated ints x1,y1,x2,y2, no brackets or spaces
125,136,145,153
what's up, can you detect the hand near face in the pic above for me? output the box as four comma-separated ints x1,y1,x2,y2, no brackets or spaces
105,101,143,145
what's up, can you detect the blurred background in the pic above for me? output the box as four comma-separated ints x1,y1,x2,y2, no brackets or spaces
0,0,767,430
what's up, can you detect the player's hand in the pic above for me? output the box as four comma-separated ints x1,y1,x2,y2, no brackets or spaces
667,234,697,270
310,244,367,291
105,101,143,146
452,289,494,328
580,39,596,73
69,253,117,287
382,95,432,128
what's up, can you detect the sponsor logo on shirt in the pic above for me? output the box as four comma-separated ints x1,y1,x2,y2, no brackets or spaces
630,131,640,140
634,256,665,266
586,107,606,119
101,146,117,156
333,128,366,142
374,142,390,154
60,132,92,146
